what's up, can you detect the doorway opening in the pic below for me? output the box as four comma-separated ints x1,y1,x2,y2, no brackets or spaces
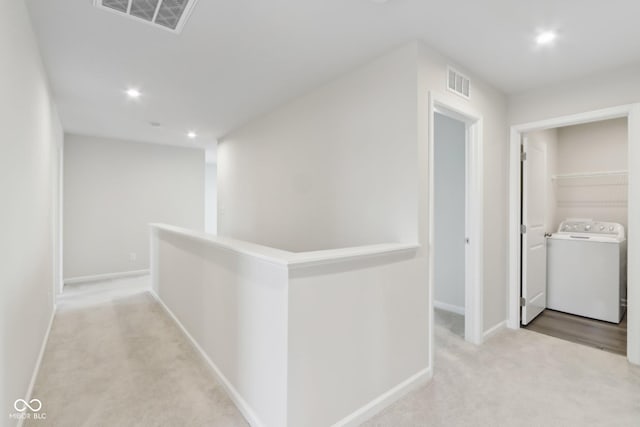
433,112,467,338
508,104,640,365
519,119,628,355
428,92,484,365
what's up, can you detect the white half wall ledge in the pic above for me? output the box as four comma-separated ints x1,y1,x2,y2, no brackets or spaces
152,223,420,268
150,223,428,427
63,269,150,285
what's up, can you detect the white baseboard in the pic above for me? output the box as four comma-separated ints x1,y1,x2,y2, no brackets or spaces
434,300,465,315
483,320,507,340
64,269,149,285
17,307,56,427
149,290,264,427
332,366,433,427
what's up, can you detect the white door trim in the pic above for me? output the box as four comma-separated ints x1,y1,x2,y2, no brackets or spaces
507,103,640,366
428,91,484,352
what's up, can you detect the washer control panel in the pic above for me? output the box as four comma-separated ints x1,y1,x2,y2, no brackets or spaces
557,219,625,239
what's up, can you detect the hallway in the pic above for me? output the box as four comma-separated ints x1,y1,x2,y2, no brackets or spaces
29,282,640,426
26,277,247,426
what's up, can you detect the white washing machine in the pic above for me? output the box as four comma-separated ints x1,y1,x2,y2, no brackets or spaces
547,219,627,323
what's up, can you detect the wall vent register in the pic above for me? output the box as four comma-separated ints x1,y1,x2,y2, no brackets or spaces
95,0,199,33
447,67,470,99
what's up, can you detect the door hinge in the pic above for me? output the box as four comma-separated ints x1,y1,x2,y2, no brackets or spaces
521,152,527,162
520,297,526,307
520,224,527,234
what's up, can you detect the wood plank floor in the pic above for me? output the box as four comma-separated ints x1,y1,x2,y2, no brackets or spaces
524,309,627,356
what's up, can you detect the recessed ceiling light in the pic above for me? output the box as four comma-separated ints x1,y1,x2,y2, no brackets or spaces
187,131,197,139
126,88,141,99
536,31,557,45
149,121,161,127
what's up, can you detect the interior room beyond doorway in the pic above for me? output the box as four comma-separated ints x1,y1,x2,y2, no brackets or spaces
520,117,629,356
433,112,466,339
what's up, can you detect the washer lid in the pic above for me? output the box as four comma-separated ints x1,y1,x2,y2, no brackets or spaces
548,233,622,243
556,219,625,241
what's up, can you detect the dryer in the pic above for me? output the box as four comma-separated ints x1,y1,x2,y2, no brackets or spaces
547,219,627,323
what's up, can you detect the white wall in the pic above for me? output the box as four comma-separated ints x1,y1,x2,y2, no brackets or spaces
433,113,466,312
509,62,640,125
287,251,427,427
216,46,433,423
218,41,509,339
0,0,62,420
557,119,628,174
63,134,205,279
524,120,627,233
554,118,628,229
417,43,509,332
218,43,419,252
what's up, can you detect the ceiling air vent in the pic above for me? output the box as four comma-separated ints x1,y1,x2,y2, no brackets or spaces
447,67,470,99
95,0,199,34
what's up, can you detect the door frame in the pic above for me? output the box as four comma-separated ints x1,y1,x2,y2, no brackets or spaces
507,103,640,365
428,91,484,351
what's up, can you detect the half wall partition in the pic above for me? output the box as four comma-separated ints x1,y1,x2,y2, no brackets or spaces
150,224,428,427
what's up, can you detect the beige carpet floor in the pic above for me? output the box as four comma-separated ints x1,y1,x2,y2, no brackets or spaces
365,309,640,427
26,278,247,427
27,279,640,426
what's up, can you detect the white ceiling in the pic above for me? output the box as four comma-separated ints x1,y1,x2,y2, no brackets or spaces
26,0,640,147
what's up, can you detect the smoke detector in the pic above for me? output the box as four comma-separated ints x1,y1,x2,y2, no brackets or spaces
94,0,199,34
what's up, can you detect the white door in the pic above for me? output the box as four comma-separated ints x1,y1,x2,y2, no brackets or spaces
521,137,547,325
